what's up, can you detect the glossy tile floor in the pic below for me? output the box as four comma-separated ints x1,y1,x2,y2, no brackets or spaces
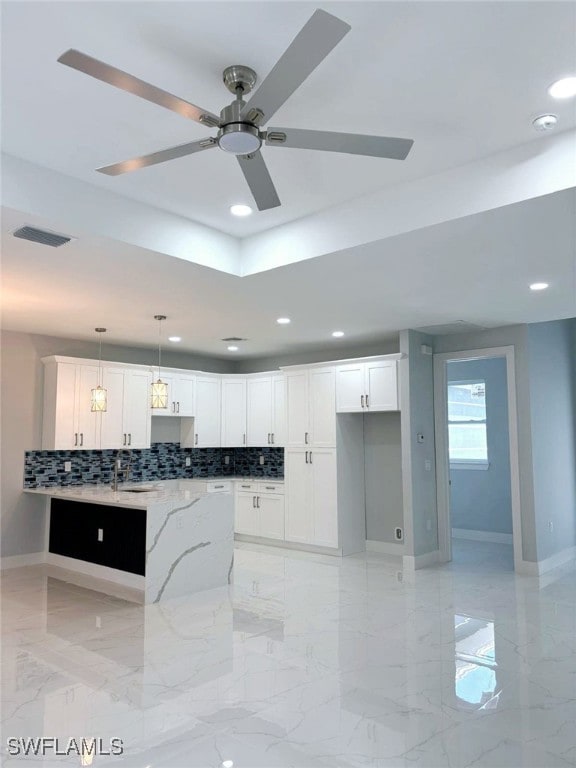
2,542,576,768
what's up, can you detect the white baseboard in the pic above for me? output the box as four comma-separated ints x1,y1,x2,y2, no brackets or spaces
515,546,576,577
403,550,440,570
1,552,45,570
46,553,145,590
452,528,513,545
366,539,405,556
234,534,342,557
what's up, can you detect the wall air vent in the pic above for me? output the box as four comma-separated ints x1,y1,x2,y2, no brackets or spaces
13,226,72,248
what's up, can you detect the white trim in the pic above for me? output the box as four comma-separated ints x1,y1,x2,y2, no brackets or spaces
434,346,524,572
0,552,45,570
45,553,145,590
452,528,513,545
450,461,490,471
366,539,405,556
515,546,576,576
403,550,440,570
280,353,405,371
234,533,343,556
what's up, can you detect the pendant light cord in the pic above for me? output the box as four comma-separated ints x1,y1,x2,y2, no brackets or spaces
158,318,162,378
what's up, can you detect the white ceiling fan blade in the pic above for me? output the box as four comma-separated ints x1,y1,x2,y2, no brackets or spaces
97,138,217,176
58,50,221,128
237,152,281,210
240,10,350,125
265,128,414,160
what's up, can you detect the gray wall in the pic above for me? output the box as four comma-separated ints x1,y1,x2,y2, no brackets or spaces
448,357,512,534
527,319,576,561
433,323,538,561
364,413,404,544
399,330,438,557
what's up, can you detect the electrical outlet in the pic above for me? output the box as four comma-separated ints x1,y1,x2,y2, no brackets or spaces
224,455,230,465
185,456,191,467
548,521,554,533
97,528,104,542
64,461,72,472
424,459,432,471
395,527,403,541
259,455,265,465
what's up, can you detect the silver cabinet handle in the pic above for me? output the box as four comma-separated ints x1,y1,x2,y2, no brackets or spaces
123,433,126,446
80,433,84,446
256,496,260,508
305,431,309,444
253,496,256,508
305,451,309,464
214,484,224,489
366,394,370,408
177,401,180,413
74,433,78,446
271,433,275,444
195,433,198,445
267,433,271,444
243,433,246,444
241,484,250,489
128,433,132,446
265,486,275,490
310,451,313,464
361,395,365,408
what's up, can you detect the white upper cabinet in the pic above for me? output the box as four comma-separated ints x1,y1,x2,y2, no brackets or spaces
42,361,101,450
246,373,287,447
286,367,336,447
336,358,398,413
155,372,195,416
194,375,221,447
94,366,152,450
221,378,247,447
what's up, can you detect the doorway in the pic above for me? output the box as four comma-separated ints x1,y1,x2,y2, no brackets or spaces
434,346,523,572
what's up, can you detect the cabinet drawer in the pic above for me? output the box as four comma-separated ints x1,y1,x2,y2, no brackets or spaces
236,481,257,492
206,481,232,493
257,482,285,495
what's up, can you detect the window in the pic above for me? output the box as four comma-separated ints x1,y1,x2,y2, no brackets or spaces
447,380,488,467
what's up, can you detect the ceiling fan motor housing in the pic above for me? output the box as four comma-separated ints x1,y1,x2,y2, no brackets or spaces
217,99,262,155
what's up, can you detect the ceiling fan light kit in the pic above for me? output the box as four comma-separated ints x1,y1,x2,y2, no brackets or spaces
58,9,414,211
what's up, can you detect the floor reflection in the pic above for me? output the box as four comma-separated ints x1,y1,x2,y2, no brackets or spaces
454,614,501,710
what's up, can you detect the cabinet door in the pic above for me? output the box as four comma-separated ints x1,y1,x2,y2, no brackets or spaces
221,378,247,447
336,364,365,412
366,360,398,411
52,363,79,449
309,367,336,447
124,369,151,448
100,367,126,449
195,376,221,447
173,375,195,417
235,492,259,535
75,365,101,449
246,377,272,447
286,371,309,447
310,448,338,548
285,449,312,543
258,494,285,540
271,375,287,447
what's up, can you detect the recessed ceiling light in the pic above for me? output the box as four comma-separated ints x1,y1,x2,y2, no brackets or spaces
332,331,345,338
168,336,181,343
276,317,291,325
222,762,234,768
548,76,576,99
230,204,252,217
227,345,239,351
530,282,549,291
532,114,558,132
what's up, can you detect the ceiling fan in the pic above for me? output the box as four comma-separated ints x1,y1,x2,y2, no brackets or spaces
58,9,414,211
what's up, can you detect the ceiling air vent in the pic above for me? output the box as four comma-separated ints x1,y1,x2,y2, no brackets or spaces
414,321,487,336
221,337,247,342
13,226,72,248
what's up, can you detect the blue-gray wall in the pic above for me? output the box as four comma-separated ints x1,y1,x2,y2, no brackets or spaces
448,357,512,534
527,319,576,561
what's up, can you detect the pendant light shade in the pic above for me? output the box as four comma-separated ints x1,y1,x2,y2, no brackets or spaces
151,315,168,409
91,328,107,412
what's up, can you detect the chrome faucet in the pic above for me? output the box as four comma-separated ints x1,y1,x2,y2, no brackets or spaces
112,449,132,491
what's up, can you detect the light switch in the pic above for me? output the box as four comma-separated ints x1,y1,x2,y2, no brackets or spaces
424,459,432,471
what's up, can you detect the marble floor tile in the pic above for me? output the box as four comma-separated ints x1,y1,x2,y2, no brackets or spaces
1,542,576,767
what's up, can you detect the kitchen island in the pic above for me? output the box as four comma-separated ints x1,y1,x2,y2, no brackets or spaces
26,480,234,603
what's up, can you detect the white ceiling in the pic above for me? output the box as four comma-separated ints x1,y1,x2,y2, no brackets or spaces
2,190,574,359
2,1,576,237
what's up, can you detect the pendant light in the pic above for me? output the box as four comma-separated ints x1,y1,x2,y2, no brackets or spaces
90,328,107,412
151,314,168,409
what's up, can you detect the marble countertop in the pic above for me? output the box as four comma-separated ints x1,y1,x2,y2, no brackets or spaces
24,479,224,510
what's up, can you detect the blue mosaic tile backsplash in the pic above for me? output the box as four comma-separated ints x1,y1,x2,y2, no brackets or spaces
24,444,284,488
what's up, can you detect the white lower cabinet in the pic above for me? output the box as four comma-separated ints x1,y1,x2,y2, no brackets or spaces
234,482,285,540
285,448,338,548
